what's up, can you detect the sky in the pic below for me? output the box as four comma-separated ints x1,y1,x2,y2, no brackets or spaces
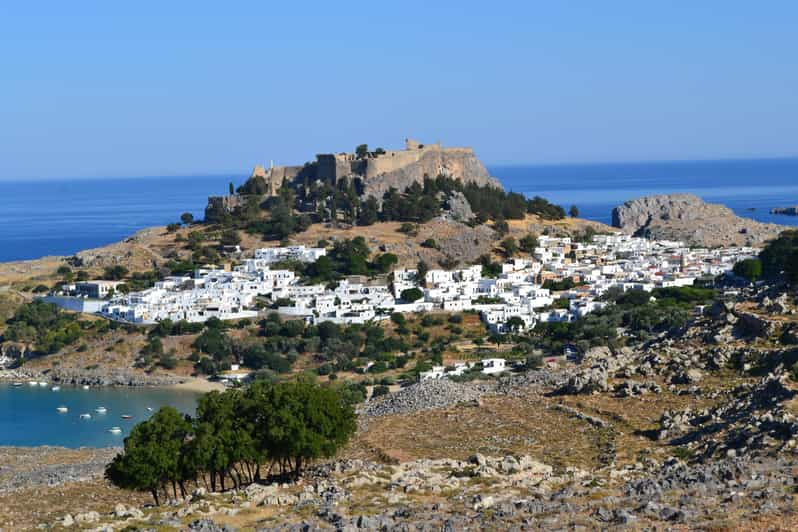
1,1,797,180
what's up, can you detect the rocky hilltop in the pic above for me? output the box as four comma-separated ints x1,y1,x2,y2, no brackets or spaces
357,140,501,200
612,193,787,247
228,138,501,203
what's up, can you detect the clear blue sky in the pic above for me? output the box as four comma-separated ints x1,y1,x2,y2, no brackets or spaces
1,1,797,180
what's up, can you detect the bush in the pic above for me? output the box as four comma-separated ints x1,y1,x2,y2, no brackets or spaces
400,288,424,303
372,385,390,398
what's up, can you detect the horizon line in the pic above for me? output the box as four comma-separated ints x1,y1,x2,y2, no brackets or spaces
2,153,798,183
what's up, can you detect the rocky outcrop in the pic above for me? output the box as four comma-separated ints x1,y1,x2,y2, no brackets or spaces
359,378,488,418
443,190,475,222
612,194,787,247
361,146,502,201
8,367,185,387
771,206,798,216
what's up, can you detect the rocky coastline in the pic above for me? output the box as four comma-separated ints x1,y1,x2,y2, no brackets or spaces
771,205,798,216
0,367,185,387
0,446,118,494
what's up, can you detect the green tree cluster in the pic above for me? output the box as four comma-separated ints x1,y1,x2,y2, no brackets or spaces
758,230,798,285
106,379,356,504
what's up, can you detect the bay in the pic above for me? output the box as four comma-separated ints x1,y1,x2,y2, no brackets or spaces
0,383,199,447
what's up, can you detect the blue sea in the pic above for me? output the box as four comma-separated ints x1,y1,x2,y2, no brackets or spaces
0,174,243,263
492,158,798,227
0,383,199,447
1,159,797,264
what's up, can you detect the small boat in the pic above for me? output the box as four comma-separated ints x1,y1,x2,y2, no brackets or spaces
80,413,92,419
109,427,122,434
82,385,90,390
11,382,23,387
121,414,133,420
38,381,48,387
95,406,107,414
56,406,68,413
51,386,61,391
146,407,154,412
28,381,38,386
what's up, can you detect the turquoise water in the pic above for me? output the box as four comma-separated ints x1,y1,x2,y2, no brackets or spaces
0,383,199,447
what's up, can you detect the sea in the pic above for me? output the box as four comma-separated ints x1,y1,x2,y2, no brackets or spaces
1,159,797,264
0,383,199,447
1,157,798,447
0,174,243,263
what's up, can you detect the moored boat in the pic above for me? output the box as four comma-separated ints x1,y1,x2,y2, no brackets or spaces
51,386,61,391
95,406,107,414
80,413,92,419
11,382,23,387
38,381,48,386
109,426,122,434
56,406,68,413
121,414,133,420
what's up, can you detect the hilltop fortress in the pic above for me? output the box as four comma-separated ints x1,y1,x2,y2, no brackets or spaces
249,138,502,200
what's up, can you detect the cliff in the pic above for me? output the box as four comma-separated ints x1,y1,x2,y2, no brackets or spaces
612,193,787,247
359,143,502,200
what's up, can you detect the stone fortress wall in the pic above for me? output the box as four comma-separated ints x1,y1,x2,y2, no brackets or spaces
245,138,502,201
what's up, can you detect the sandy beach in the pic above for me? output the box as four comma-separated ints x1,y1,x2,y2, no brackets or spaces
170,377,225,393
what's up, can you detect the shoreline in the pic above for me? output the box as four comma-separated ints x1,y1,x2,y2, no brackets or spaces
170,377,225,393
0,370,221,392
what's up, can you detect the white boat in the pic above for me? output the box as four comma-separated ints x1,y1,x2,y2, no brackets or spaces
11,382,23,387
109,427,122,434
82,385,90,390
38,381,48,387
95,406,107,414
51,386,61,391
28,381,37,386
80,413,92,419
56,406,68,413
146,407,154,412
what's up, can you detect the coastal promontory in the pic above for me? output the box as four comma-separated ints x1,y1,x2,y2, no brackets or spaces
612,193,787,247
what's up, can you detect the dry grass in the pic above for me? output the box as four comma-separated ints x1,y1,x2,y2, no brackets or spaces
0,479,150,530
346,391,608,470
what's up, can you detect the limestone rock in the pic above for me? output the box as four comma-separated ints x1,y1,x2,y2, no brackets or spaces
612,194,786,247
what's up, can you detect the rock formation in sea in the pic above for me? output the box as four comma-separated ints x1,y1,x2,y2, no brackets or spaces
612,193,787,247
771,206,798,216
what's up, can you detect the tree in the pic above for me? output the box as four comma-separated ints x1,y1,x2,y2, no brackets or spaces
106,407,191,504
248,379,357,478
181,212,194,225
374,253,398,274
416,260,429,286
400,287,424,303
569,204,579,218
104,265,129,281
493,217,509,236
220,229,241,247
357,196,379,226
500,237,518,258
733,258,763,282
506,316,526,332
355,144,369,159
519,233,539,253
